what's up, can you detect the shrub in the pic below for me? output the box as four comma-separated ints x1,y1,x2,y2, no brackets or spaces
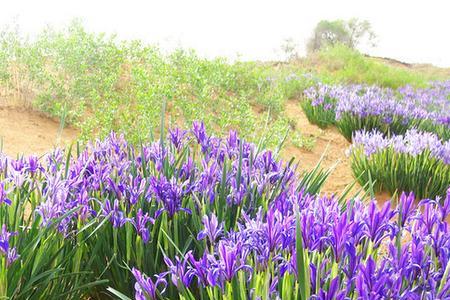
0,22,299,148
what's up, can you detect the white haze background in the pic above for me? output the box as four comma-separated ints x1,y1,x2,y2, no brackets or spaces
1,0,449,67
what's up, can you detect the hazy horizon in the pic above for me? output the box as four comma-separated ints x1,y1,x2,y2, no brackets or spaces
1,0,449,67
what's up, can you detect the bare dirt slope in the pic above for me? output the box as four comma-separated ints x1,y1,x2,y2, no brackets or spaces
281,99,357,196
0,106,78,157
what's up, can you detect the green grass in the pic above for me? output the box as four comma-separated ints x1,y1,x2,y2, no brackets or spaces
306,44,443,88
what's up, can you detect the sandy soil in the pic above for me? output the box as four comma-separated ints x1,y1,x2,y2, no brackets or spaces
0,105,79,157
280,99,358,196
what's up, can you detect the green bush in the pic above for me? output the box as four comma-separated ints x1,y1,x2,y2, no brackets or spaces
0,22,305,149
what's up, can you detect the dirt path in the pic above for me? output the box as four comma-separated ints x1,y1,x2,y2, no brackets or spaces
281,99,358,196
0,106,79,157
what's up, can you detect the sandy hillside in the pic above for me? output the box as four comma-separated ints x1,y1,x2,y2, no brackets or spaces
0,105,78,157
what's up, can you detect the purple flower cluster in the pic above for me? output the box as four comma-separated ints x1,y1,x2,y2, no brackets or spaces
135,190,450,299
352,129,450,164
0,224,19,266
0,155,42,267
1,121,449,298
398,81,450,126
5,123,294,242
304,81,450,131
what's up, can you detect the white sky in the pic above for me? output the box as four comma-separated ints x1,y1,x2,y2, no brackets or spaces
1,0,449,67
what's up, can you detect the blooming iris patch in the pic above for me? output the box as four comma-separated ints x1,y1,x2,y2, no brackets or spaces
134,190,450,299
303,81,450,141
0,121,449,299
351,129,450,199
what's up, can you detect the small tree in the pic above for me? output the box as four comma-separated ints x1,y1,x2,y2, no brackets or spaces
307,18,376,53
346,18,377,49
281,38,299,61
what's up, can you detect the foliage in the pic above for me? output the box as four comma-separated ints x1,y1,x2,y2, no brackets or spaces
306,18,376,53
0,154,106,299
0,21,318,149
291,131,317,151
309,45,434,88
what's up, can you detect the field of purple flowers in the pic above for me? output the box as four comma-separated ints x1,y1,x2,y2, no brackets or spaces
0,22,450,299
303,81,450,200
303,81,450,141
0,120,449,299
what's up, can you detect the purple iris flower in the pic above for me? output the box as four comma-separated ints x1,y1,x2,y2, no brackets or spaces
225,130,239,158
342,243,360,294
168,128,188,151
106,178,126,201
330,214,350,262
192,121,210,154
6,247,19,266
0,224,19,266
178,157,195,181
26,155,42,175
132,267,167,300
196,159,219,204
101,199,129,228
364,201,394,248
76,186,95,221
126,175,147,205
226,178,246,205
197,213,223,244
150,176,191,219
131,209,153,243
186,251,214,287
398,192,416,227
192,121,207,144
0,182,12,206
217,241,252,282
313,277,345,300
162,253,194,288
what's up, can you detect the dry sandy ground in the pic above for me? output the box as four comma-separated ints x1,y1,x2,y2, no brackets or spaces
0,105,78,157
281,99,357,196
